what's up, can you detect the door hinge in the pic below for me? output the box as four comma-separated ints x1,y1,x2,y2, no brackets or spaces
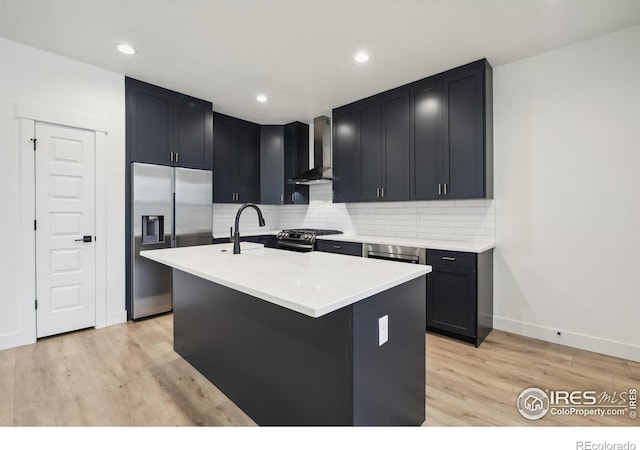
34,220,37,230
30,138,37,151
35,299,38,310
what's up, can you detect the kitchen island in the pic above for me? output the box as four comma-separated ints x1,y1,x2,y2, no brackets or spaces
141,243,430,426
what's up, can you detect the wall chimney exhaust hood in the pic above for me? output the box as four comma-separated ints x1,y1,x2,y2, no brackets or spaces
289,116,332,185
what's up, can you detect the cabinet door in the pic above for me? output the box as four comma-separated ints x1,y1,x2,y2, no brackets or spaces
332,107,360,203
426,265,476,339
174,96,212,170
410,78,443,200
233,121,260,203
212,113,234,202
260,126,284,204
443,67,484,199
359,102,382,202
283,122,309,205
381,91,410,201
127,79,174,166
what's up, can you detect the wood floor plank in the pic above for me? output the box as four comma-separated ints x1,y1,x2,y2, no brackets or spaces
1,315,638,426
0,365,15,426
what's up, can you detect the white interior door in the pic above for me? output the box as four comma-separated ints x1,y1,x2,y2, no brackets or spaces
35,122,96,338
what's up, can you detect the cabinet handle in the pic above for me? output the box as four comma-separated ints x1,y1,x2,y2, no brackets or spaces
438,183,442,195
170,151,174,162
175,152,179,163
332,245,342,249
381,187,385,198
444,183,447,195
442,256,456,261
376,188,380,198
291,193,294,203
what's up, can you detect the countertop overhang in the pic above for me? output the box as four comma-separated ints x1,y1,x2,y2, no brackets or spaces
141,243,430,318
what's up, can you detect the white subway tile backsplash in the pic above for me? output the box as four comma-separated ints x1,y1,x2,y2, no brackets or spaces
212,184,495,243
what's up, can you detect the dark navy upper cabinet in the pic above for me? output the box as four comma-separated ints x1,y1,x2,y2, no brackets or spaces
441,61,492,199
409,78,443,200
334,59,493,203
174,95,213,170
260,125,285,204
332,106,360,203
411,60,493,200
261,122,309,205
334,89,410,203
213,112,260,204
283,122,309,205
358,101,383,201
126,78,174,166
380,90,410,201
126,77,213,170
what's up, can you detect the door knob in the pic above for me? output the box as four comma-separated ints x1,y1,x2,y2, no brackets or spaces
75,235,93,243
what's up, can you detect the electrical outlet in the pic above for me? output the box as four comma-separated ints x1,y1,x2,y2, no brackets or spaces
378,315,388,346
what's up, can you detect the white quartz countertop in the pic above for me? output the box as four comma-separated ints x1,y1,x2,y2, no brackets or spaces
316,234,495,253
140,243,430,318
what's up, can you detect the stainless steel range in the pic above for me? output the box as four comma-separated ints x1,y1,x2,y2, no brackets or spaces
276,228,342,252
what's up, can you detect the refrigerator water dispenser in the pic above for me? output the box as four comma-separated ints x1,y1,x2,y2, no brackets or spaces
142,215,164,244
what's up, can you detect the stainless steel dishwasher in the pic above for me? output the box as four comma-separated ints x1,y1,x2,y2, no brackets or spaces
363,243,426,265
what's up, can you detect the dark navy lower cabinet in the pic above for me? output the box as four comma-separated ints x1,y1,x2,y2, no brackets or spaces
316,239,363,257
426,248,493,347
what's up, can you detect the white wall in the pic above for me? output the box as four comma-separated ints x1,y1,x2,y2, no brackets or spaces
493,25,640,361
0,38,126,350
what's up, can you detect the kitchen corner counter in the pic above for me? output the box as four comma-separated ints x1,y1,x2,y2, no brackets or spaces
316,234,495,253
141,243,430,318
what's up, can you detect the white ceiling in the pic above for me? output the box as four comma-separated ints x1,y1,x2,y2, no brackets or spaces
1,0,640,125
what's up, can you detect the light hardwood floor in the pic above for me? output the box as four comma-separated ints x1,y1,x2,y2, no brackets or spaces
0,314,637,426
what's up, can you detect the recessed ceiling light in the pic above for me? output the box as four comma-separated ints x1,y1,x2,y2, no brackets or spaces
116,44,136,55
354,51,369,63
256,94,268,103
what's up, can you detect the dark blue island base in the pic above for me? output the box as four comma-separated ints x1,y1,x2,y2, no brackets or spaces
173,269,426,426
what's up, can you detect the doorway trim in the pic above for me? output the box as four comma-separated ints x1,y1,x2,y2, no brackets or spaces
16,101,109,346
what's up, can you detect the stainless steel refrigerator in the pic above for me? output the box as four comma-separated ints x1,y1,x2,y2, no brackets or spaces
131,162,212,319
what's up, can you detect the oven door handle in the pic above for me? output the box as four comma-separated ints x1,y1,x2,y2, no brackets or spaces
277,241,314,251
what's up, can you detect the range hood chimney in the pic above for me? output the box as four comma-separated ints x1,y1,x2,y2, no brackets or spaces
288,116,332,185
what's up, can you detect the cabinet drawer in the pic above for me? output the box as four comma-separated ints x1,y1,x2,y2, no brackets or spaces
316,240,363,257
427,249,476,270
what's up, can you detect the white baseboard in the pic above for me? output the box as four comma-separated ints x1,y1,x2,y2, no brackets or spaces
0,330,35,352
493,316,640,363
105,310,128,327
0,311,127,350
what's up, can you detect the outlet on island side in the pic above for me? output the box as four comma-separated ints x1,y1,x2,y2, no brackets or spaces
378,315,388,346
